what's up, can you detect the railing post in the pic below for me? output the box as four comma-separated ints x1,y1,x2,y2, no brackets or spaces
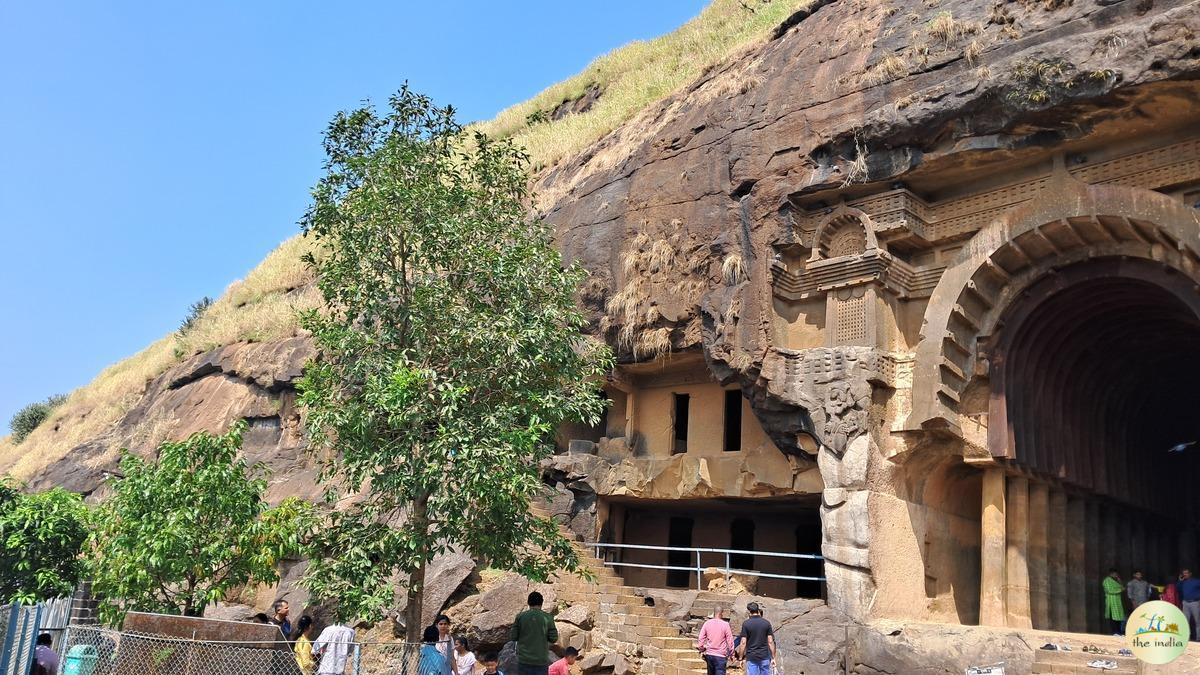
695,549,703,590
725,552,731,584
352,642,363,675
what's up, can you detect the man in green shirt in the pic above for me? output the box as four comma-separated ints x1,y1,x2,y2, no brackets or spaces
510,591,558,675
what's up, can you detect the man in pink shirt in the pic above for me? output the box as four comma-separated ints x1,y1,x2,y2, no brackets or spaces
696,607,734,675
548,647,579,675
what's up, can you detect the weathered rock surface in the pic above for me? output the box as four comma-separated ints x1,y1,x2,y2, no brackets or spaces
23,337,317,501
446,572,559,652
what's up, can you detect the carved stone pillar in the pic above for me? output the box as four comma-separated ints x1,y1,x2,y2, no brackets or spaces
1067,496,1087,633
1117,512,1132,578
1028,483,1050,629
979,467,1007,626
1085,501,1101,633
1181,529,1197,572
1102,505,1117,574
1005,476,1032,628
1131,513,1145,577
1049,490,1068,630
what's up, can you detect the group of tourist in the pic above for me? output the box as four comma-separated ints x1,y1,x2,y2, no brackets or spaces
1102,567,1200,639
266,591,577,675
695,602,777,675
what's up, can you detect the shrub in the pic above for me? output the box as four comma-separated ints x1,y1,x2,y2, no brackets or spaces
8,394,66,443
177,296,213,335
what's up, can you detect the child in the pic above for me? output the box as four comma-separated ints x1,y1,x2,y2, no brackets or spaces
291,616,316,675
454,637,477,675
549,647,579,675
480,651,503,675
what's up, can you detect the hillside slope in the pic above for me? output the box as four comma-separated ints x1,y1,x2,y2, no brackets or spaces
5,0,1199,492
0,0,815,481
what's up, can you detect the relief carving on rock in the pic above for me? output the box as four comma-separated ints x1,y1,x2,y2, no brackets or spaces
823,380,869,457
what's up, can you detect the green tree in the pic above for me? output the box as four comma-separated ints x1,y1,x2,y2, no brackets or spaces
8,394,67,443
298,86,610,638
87,423,314,624
0,478,88,603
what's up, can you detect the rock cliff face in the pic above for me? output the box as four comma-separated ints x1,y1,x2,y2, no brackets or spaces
544,0,1199,451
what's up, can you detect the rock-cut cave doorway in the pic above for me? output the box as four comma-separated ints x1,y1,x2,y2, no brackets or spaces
982,257,1200,632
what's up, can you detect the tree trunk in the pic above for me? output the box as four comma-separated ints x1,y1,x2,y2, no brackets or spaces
404,493,430,642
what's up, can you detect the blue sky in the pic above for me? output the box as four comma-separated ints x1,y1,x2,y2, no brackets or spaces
0,1,707,427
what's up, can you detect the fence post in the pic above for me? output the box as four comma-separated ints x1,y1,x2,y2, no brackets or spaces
725,552,731,584
0,604,19,674
695,550,703,591
353,642,363,675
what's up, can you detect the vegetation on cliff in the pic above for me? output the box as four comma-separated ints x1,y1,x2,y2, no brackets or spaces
87,423,314,624
0,478,88,604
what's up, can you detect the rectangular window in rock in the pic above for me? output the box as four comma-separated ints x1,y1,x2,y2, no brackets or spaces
723,389,742,452
672,393,689,454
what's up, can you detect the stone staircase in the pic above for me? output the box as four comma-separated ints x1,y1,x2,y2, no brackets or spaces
535,506,707,675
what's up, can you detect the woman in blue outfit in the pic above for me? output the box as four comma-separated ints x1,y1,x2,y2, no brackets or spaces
419,625,452,675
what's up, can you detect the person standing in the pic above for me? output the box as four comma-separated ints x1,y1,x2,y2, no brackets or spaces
32,634,58,675
1127,570,1153,609
696,608,734,675
420,626,453,675
272,600,293,638
1103,569,1127,635
736,603,776,675
454,637,478,675
1178,568,1200,641
510,592,558,675
434,614,454,660
292,616,317,675
313,621,356,674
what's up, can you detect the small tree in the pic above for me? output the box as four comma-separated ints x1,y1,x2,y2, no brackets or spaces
299,86,611,638
178,296,213,335
87,423,314,624
0,478,88,603
8,394,67,443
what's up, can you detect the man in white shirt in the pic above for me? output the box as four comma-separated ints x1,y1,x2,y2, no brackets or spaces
313,622,356,674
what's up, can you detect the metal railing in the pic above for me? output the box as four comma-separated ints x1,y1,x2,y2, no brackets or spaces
589,541,825,590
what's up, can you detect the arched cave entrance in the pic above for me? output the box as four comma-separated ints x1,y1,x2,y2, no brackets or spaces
982,257,1200,632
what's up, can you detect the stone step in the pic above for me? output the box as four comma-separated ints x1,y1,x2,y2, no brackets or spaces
649,636,694,650
661,649,706,664
1032,651,1138,673
663,664,707,675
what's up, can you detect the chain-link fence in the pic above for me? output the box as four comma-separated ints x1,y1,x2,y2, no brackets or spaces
55,625,454,675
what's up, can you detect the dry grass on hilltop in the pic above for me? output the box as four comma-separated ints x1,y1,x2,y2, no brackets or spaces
474,0,814,171
0,236,320,478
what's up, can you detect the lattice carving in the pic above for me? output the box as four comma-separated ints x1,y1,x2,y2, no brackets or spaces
829,226,867,257
834,291,867,344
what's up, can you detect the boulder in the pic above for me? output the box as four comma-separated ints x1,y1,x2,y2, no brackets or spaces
420,551,477,627
555,605,593,630
451,572,557,651
702,568,758,595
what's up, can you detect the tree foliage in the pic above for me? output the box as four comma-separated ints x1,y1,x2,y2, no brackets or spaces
0,478,88,603
8,394,67,443
298,86,611,635
178,296,214,335
87,422,315,624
